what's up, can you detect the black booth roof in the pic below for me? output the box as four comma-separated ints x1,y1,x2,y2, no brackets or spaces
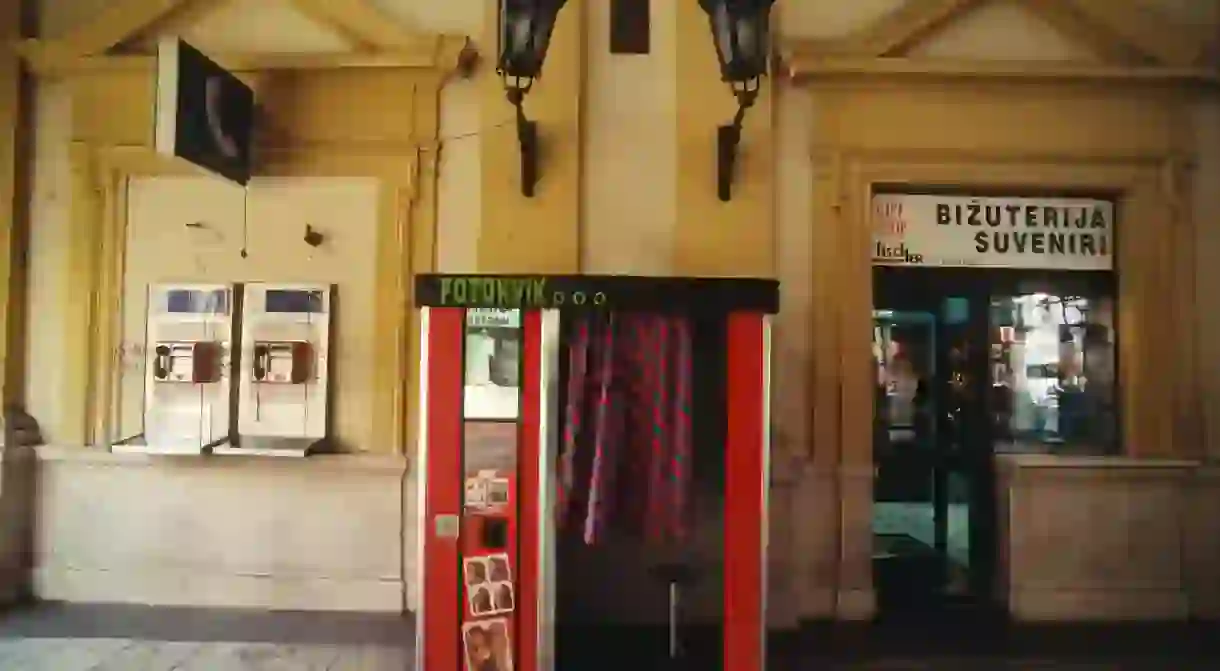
414,274,779,314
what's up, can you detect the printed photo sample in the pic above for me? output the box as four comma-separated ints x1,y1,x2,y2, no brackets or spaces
486,478,510,505
464,469,511,510
463,617,513,671
464,553,515,616
470,584,494,615
465,476,487,508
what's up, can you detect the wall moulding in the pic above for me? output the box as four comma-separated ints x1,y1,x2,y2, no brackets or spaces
16,39,470,78
797,73,1201,620
819,146,1199,464
783,55,1220,87
811,147,1199,465
12,0,471,77
67,140,427,456
12,0,469,455
780,0,1214,74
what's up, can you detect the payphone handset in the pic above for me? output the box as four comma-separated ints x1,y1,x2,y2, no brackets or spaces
237,283,333,445
151,341,221,383
141,284,236,450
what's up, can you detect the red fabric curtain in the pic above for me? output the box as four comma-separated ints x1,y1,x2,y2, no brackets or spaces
556,312,694,546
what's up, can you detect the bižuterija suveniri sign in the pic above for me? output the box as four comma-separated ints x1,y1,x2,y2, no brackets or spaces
872,194,1114,271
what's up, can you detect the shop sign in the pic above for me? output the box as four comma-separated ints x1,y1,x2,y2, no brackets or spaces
872,194,1114,271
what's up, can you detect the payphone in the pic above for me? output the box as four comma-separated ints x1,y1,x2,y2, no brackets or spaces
222,282,333,456
114,283,236,454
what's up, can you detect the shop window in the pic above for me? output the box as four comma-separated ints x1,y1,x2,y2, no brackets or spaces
989,291,1117,455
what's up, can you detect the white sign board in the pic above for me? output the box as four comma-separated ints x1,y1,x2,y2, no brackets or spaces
872,194,1114,270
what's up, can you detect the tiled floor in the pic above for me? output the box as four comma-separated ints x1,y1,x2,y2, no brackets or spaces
0,603,1218,669
0,605,413,670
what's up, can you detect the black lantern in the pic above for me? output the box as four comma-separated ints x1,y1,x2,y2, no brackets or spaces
498,0,569,197
698,0,777,201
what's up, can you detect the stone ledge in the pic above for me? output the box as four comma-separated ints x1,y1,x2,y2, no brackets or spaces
34,444,409,474
1010,588,1189,622
34,566,406,613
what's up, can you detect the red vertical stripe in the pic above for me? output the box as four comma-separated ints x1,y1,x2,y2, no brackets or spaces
423,308,465,671
517,311,543,671
585,315,618,543
724,313,765,671
556,318,590,526
670,317,692,543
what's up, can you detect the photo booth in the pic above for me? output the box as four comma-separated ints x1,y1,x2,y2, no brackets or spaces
414,274,777,670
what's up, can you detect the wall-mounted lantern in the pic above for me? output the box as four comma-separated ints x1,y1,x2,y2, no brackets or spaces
498,0,569,197
699,0,777,202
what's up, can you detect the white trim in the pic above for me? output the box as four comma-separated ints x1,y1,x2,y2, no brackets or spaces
760,316,773,670
536,309,561,671
413,307,431,669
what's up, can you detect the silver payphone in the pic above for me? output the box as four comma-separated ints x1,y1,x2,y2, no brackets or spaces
114,283,236,454
218,282,334,456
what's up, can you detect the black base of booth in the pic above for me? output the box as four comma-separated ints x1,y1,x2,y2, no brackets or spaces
555,624,723,669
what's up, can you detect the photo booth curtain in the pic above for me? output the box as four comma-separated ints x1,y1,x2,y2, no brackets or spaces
556,312,694,546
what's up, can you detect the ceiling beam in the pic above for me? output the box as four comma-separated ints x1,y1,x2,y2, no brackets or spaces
1020,0,1146,64
784,0,1211,67
44,0,197,57
846,0,985,57
13,0,471,75
1068,0,1210,66
115,0,237,49
289,0,428,51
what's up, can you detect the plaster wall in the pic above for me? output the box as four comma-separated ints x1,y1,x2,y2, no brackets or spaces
18,0,1220,619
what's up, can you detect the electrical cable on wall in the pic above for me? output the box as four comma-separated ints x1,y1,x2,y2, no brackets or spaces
240,183,250,258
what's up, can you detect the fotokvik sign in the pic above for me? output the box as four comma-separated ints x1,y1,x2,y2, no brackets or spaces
872,194,1114,271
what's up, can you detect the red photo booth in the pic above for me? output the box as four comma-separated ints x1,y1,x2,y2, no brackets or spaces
413,275,777,671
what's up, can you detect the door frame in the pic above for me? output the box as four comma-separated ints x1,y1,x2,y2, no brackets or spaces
872,267,995,608
871,265,1119,609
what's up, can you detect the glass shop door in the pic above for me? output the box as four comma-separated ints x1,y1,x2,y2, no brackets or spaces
871,267,996,614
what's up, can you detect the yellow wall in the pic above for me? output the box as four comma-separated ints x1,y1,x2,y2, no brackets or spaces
22,0,1219,459
24,0,456,452
0,0,25,407
16,0,1220,621
119,177,380,451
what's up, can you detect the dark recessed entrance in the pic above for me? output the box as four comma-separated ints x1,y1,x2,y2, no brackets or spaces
871,266,1117,617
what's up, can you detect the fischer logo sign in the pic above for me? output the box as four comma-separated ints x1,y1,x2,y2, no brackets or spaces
870,193,1113,271
872,198,923,264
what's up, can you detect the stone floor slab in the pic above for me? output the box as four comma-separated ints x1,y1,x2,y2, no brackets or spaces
0,603,1218,669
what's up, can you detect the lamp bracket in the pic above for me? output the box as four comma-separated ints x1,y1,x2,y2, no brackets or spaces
509,91,539,198
716,98,753,202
